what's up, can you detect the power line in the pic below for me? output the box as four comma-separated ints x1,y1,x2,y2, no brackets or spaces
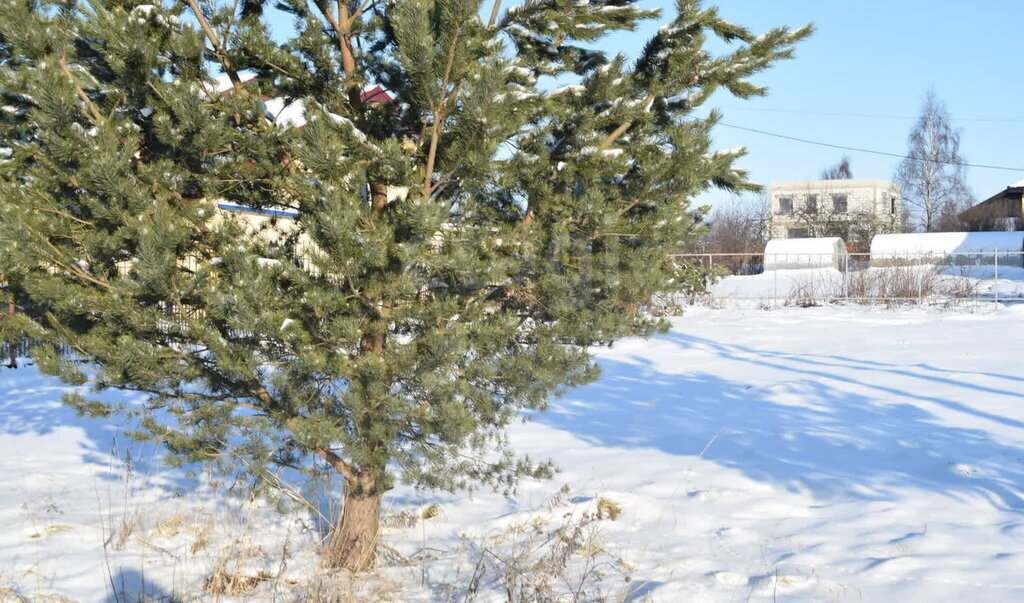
722,106,1024,124
718,122,1024,173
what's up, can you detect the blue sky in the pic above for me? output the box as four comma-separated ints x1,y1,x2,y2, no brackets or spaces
629,1,1024,207
264,0,1024,208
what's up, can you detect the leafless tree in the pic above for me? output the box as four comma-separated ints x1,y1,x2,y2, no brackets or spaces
786,205,880,247
701,192,769,253
820,156,853,180
696,192,769,273
894,90,973,232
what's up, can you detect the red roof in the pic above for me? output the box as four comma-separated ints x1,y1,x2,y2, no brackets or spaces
223,75,392,106
360,86,392,104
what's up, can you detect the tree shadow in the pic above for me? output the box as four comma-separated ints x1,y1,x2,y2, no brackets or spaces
534,348,1024,512
0,367,194,489
665,332,1024,430
104,567,181,602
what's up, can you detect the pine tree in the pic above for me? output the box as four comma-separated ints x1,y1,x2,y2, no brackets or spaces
0,0,809,570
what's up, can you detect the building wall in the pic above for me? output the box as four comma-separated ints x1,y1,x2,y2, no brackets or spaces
768,179,902,242
959,189,1024,231
209,184,412,270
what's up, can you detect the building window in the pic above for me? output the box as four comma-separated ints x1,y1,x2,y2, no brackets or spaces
890,197,897,214
778,196,793,215
833,194,848,214
787,228,809,238
807,194,818,214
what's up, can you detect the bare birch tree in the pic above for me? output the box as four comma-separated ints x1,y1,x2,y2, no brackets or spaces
894,90,973,232
820,156,853,180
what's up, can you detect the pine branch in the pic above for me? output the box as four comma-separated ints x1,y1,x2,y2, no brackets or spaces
24,225,113,289
58,53,103,123
347,0,377,26
597,95,653,152
487,0,502,27
314,443,360,482
423,20,465,196
246,382,359,483
617,197,646,217
183,0,246,95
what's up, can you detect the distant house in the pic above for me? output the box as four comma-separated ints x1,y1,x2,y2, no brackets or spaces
768,179,901,243
215,82,403,232
959,181,1024,231
207,83,406,271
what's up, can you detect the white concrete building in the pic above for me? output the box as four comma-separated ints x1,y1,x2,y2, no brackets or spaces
768,179,901,243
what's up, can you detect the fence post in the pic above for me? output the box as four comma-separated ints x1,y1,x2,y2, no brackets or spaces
994,249,999,304
917,253,922,302
844,253,849,302
773,254,778,307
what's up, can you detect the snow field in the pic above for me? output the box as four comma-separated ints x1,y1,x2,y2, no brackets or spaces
2,304,1024,600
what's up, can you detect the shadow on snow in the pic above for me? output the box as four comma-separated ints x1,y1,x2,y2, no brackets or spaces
0,366,194,489
535,333,1024,513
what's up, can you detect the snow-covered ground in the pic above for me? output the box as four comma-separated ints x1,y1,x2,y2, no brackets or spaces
3,305,1024,600
711,265,1024,301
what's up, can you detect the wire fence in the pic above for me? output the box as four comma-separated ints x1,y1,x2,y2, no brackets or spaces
672,250,1024,305
3,250,1020,364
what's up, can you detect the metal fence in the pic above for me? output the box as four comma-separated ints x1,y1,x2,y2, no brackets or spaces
672,251,1024,304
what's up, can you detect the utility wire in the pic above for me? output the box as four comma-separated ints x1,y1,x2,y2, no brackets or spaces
718,122,1024,173
722,106,1024,124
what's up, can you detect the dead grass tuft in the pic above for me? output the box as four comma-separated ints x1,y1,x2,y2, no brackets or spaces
595,497,622,521
190,525,212,554
108,512,140,551
420,503,442,521
382,509,419,529
458,498,636,601
204,565,273,596
149,513,186,539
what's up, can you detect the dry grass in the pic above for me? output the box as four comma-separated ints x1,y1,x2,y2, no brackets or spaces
204,565,274,596
777,265,982,307
148,514,187,539
27,524,75,539
0,576,77,603
202,533,274,596
846,265,979,306
451,488,638,602
108,512,140,551
190,525,212,554
420,503,442,521
595,497,622,521
381,509,420,530
0,580,30,603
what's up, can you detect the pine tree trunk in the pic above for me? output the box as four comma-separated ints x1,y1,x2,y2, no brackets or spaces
322,485,383,571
